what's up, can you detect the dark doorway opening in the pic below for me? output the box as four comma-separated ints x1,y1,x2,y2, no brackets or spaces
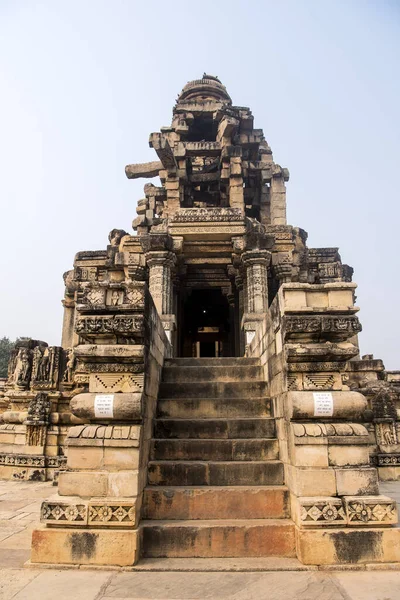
179,288,233,357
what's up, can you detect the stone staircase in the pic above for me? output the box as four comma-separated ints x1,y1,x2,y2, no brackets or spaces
141,358,296,558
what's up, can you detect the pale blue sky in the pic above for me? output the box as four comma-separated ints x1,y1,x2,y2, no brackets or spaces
0,1,399,367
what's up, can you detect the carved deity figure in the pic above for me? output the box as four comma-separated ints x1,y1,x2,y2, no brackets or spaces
110,290,121,306
14,348,32,388
26,392,51,425
39,348,50,381
63,349,75,383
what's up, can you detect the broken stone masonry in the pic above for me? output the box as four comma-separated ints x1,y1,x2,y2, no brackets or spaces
2,75,400,566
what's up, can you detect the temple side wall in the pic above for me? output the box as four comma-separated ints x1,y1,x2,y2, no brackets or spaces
31,288,172,567
247,282,400,565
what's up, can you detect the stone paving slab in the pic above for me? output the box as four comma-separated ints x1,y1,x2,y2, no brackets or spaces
0,481,400,599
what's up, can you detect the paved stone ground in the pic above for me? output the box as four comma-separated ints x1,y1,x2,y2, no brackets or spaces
0,480,400,599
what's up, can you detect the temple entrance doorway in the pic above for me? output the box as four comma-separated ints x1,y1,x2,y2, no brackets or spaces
179,288,234,357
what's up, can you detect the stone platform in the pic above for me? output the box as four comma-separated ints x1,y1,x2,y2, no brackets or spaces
1,482,400,599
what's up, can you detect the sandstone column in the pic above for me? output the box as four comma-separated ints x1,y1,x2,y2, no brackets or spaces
270,173,287,226
241,250,271,349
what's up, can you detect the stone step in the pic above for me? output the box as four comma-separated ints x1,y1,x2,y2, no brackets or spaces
159,381,268,399
150,439,279,461
154,418,276,440
141,519,296,558
130,557,314,571
148,460,284,486
157,397,271,419
165,358,260,367
143,486,290,520
162,365,263,383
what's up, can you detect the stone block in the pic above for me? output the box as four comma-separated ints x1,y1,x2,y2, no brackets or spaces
31,526,140,566
295,496,346,527
328,289,354,307
283,290,307,309
343,495,398,526
288,466,336,497
107,470,139,497
296,526,400,565
378,466,400,481
328,446,370,467
336,469,379,496
293,445,329,467
103,447,139,469
306,291,329,308
67,447,104,470
58,471,108,497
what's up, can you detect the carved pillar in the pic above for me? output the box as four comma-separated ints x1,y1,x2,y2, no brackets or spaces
61,297,75,349
61,270,78,349
146,250,177,350
146,251,176,316
222,287,236,358
273,252,293,286
235,274,245,356
241,250,271,352
242,250,271,314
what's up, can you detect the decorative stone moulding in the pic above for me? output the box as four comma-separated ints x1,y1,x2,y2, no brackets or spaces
67,424,140,446
292,422,371,445
41,499,137,528
296,495,397,528
285,342,359,365
282,315,362,343
287,371,342,391
298,497,346,527
287,391,367,420
374,454,400,466
343,496,398,526
69,393,142,422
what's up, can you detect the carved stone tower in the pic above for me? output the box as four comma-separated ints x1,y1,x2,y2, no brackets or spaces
2,75,399,568
126,74,293,358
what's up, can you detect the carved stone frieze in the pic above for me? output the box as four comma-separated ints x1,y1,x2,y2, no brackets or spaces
75,361,144,374
375,454,400,466
75,315,145,338
89,373,144,393
41,502,87,526
343,496,398,526
171,208,244,222
88,502,136,526
282,315,361,342
299,497,346,527
0,454,66,468
287,362,346,372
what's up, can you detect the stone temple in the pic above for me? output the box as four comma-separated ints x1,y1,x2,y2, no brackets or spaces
2,74,400,567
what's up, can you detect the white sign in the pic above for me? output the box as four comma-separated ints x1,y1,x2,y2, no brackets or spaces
313,392,333,417
94,394,114,418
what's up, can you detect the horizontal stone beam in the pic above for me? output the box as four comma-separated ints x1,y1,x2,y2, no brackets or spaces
125,161,163,179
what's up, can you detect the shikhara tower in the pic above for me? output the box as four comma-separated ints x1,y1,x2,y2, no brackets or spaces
2,75,400,567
